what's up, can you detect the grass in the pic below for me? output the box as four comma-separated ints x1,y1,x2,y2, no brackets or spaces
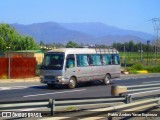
119,52,160,66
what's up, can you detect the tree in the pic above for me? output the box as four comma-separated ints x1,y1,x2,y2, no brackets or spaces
128,40,135,52
66,41,79,48
0,24,39,51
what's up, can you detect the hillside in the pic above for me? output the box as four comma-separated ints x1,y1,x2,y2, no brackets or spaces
11,22,153,45
11,22,95,44
61,22,153,40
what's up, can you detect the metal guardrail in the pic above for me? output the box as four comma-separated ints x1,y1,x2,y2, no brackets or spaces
126,89,160,103
0,99,49,111
0,96,126,117
111,83,160,103
57,97,160,118
111,82,160,95
126,83,160,92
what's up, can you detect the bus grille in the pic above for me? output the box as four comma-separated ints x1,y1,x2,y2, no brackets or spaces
45,76,55,80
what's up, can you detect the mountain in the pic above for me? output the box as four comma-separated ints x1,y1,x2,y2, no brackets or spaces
11,22,95,44
60,22,153,40
11,22,153,45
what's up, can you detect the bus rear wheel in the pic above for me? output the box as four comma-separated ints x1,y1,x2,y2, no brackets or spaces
103,74,110,85
68,77,77,89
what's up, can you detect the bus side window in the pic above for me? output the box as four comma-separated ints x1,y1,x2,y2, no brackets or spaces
103,54,111,65
111,55,115,64
66,54,75,68
76,54,89,67
114,54,120,65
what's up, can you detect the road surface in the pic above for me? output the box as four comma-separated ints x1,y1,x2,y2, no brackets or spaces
0,74,160,102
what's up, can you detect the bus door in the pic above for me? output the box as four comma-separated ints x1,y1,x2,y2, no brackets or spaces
64,54,77,79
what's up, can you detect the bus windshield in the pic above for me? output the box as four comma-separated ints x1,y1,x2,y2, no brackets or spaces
41,53,64,70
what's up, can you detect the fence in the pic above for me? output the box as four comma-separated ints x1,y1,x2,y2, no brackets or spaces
0,58,8,78
0,58,36,79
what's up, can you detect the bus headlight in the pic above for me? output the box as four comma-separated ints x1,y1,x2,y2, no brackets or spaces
56,76,62,80
56,76,65,80
40,75,44,79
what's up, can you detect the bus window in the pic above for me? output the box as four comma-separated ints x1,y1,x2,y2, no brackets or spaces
76,54,89,67
90,54,102,66
113,54,120,65
66,54,75,68
102,54,111,65
42,53,64,70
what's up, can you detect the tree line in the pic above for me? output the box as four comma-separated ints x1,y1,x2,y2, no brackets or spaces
112,40,155,52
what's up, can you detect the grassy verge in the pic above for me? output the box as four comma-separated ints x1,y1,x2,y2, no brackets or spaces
127,63,160,74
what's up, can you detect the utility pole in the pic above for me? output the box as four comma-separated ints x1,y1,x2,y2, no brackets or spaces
140,42,143,62
124,43,126,71
150,18,160,65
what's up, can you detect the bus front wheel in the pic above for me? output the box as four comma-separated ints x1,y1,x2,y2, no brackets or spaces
68,77,77,89
103,74,110,85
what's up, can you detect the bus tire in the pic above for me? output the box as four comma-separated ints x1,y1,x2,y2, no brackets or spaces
103,74,110,85
68,77,77,89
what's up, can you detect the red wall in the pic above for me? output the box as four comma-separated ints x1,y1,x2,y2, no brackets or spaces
0,58,36,79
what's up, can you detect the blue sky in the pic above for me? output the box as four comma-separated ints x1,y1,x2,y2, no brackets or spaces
0,0,160,34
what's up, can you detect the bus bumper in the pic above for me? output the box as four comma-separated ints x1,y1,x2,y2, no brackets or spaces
40,76,69,85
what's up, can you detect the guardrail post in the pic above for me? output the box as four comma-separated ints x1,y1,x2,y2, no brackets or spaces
126,95,132,103
157,97,160,107
49,99,55,116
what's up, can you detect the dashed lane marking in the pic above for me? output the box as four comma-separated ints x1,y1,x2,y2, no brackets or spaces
143,81,160,84
23,89,87,98
0,85,41,91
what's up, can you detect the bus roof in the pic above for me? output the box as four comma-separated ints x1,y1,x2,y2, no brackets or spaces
47,48,118,54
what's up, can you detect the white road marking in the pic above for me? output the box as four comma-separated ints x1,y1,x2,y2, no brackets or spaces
0,85,41,90
143,81,160,84
23,89,86,98
114,78,131,81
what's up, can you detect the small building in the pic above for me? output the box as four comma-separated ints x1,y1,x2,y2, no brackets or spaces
5,50,44,64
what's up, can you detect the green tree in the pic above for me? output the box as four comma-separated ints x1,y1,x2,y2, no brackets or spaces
128,40,135,52
0,24,39,51
66,41,79,48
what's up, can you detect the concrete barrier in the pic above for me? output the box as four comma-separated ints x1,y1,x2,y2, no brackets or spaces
111,85,127,96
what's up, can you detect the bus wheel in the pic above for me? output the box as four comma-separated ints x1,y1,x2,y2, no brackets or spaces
68,77,77,89
103,74,110,85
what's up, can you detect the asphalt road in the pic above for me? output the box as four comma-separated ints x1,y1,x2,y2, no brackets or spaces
0,74,160,102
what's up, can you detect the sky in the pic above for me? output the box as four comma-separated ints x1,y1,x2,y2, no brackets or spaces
0,0,160,34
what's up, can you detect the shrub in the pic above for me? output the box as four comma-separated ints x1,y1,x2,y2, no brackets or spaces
127,63,143,70
127,63,144,74
144,66,160,73
131,63,143,70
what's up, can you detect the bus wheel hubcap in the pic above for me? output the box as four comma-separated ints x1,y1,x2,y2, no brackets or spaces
69,79,76,88
104,75,110,84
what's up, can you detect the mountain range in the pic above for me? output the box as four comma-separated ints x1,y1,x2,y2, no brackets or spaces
10,22,153,45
